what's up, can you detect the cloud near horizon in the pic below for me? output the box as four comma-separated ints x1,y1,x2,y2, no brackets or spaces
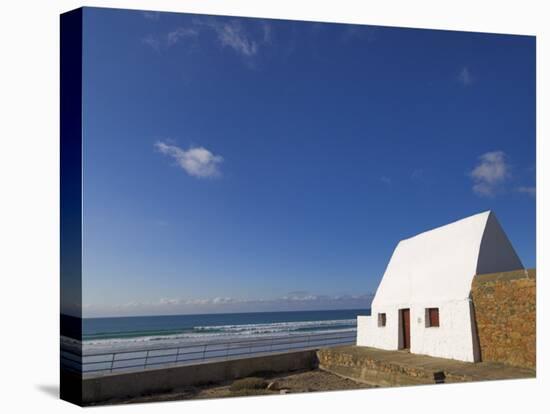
470,151,509,197
157,291,374,307
155,141,223,178
83,291,375,317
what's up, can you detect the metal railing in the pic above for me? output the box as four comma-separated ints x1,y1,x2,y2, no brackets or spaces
61,330,356,376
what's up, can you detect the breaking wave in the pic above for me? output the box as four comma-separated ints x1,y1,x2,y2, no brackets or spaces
82,318,357,350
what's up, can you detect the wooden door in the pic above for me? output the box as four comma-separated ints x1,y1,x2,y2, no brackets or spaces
401,309,411,349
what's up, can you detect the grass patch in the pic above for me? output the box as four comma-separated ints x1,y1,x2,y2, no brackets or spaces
229,377,268,392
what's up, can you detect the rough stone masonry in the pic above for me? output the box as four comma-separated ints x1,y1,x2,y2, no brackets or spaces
470,268,536,369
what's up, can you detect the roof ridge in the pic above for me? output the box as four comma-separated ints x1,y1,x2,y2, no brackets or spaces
400,210,492,243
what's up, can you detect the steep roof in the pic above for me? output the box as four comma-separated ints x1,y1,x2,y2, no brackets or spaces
371,211,523,307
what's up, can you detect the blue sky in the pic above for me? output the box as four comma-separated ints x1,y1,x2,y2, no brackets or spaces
81,7,536,317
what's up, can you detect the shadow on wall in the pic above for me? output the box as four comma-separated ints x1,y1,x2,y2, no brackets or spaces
468,295,482,363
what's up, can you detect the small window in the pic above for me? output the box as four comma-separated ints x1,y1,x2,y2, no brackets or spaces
378,313,386,327
426,308,440,327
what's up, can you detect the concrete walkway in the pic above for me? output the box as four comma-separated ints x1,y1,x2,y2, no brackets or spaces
317,346,535,386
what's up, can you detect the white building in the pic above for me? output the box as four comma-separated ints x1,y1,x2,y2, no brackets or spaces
356,211,523,362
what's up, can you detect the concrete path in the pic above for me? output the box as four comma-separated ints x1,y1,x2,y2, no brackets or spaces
317,346,535,386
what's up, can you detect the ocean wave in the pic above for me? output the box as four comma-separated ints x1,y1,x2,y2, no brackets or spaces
82,319,357,348
193,319,357,333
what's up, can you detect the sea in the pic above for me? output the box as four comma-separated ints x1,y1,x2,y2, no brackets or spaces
63,309,370,374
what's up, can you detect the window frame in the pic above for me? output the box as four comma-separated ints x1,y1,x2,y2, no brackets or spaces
377,312,387,327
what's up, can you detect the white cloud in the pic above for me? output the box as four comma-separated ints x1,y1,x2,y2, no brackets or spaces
212,297,235,304
411,169,423,181
159,298,179,305
341,25,377,43
280,292,319,301
83,291,375,317
167,27,198,46
146,18,272,60
155,141,223,178
458,66,474,86
143,11,160,21
192,18,272,57
262,22,272,44
220,24,257,55
470,151,509,197
517,186,536,197
207,20,259,56
142,35,161,53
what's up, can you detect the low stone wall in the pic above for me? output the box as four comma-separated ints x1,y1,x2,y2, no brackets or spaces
470,268,536,369
317,346,440,386
317,345,535,387
81,350,318,405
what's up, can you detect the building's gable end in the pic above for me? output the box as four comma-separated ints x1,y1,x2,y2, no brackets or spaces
475,212,524,276
372,212,491,307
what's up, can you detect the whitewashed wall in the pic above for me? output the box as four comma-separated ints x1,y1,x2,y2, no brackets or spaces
409,300,478,362
356,315,371,346
357,309,399,350
358,300,479,362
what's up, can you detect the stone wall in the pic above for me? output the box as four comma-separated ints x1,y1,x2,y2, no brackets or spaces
81,350,318,405
317,345,535,386
317,346,445,386
470,268,536,369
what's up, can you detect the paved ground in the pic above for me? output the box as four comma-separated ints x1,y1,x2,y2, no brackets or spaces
318,346,536,384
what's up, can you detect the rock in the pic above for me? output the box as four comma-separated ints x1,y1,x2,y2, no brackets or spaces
279,389,290,395
266,381,279,391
